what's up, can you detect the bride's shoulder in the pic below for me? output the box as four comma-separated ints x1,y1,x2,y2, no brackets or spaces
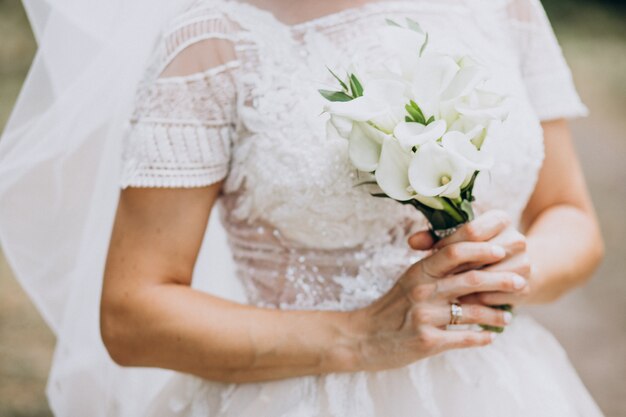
150,0,244,78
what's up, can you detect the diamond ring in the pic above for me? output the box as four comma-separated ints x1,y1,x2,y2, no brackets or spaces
450,303,463,325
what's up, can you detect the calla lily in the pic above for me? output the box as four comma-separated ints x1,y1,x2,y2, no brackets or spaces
375,137,413,201
393,119,447,150
325,78,407,132
455,89,509,121
441,65,486,101
475,118,505,149
450,115,485,136
348,122,388,172
449,116,488,149
328,115,353,139
441,131,493,172
409,54,459,118
408,141,468,199
438,99,460,128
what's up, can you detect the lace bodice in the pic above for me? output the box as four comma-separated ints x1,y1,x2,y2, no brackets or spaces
121,0,586,311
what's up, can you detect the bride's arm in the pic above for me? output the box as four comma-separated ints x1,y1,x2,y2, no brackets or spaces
100,184,361,382
519,119,604,303
101,183,512,382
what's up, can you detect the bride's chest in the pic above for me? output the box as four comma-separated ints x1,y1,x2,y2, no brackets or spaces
222,4,545,249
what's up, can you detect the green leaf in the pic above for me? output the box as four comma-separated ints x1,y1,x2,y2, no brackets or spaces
405,116,413,123
385,18,401,27
349,74,364,97
425,115,435,125
409,100,426,124
326,67,349,92
419,32,429,57
319,89,353,102
405,18,424,34
411,100,425,116
405,103,425,124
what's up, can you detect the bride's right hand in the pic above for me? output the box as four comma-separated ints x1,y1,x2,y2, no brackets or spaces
348,217,526,372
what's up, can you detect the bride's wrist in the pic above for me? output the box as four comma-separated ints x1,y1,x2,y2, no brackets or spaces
319,310,367,374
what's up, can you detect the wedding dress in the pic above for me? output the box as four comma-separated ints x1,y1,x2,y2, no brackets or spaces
0,0,604,415
111,0,606,415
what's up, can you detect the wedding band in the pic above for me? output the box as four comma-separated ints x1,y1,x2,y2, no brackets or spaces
450,303,463,325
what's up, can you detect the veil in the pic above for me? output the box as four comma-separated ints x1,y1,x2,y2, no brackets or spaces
0,0,242,415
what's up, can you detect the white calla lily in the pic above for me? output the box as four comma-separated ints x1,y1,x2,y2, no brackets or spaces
375,137,413,201
449,116,488,148
441,65,486,101
409,54,459,118
438,99,460,128
326,78,407,132
408,141,468,199
393,119,447,150
455,88,509,121
348,122,388,172
325,96,381,122
450,115,485,136
329,115,353,139
441,131,493,171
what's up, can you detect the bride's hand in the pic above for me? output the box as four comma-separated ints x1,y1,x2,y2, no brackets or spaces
409,210,532,307
349,216,523,371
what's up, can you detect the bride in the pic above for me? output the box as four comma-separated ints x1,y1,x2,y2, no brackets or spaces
0,0,606,416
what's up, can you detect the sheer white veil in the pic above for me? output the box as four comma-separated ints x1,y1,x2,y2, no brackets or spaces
0,0,241,415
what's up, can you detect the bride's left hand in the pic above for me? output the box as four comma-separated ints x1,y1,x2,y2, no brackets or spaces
408,210,533,307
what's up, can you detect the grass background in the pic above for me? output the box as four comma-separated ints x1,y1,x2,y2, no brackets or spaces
1,0,625,416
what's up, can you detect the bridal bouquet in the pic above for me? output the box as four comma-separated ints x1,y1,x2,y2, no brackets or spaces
320,19,511,331
320,18,509,239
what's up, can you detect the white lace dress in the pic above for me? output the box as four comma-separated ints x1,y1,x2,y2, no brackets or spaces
120,0,604,416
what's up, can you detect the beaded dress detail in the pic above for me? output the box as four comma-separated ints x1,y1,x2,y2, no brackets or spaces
120,1,603,416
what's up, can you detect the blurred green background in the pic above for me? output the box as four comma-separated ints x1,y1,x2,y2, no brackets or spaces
1,0,625,416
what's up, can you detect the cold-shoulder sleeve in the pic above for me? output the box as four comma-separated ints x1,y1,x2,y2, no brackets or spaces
120,9,240,188
508,0,588,121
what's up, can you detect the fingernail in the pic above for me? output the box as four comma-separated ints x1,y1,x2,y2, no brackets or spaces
513,275,526,290
491,246,506,258
503,311,513,324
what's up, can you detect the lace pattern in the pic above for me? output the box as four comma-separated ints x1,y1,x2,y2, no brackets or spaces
121,66,238,188
121,9,241,188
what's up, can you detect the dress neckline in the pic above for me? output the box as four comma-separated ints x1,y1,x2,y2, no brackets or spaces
230,1,431,31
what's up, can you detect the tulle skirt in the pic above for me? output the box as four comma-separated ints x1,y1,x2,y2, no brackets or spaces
145,315,604,417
